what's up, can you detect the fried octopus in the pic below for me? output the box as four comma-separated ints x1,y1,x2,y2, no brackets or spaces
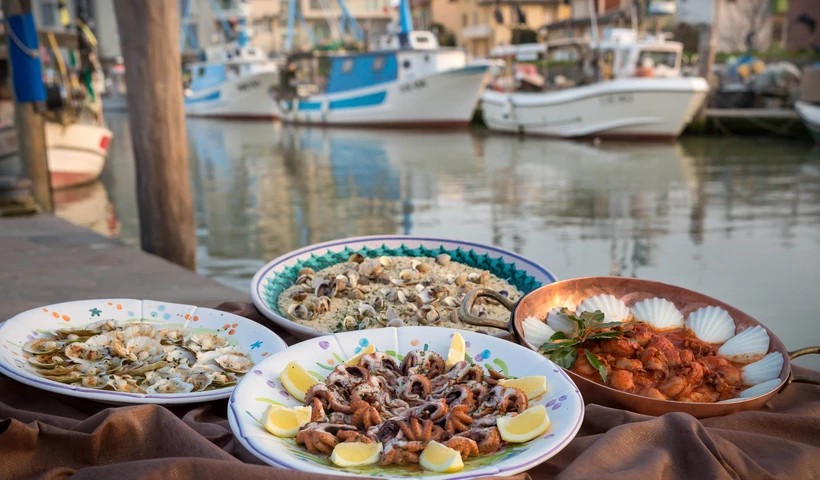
294,350,525,467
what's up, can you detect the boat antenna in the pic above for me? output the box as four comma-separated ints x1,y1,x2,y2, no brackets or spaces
588,0,602,81
397,0,413,47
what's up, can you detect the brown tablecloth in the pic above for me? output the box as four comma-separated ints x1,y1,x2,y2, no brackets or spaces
2,302,819,480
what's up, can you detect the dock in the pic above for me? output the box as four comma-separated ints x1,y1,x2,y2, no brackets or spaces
0,215,250,324
699,108,808,138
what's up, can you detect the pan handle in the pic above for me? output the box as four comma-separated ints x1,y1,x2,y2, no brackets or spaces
459,288,516,331
787,346,820,386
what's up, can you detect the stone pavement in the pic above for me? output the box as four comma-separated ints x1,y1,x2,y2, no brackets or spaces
0,215,249,323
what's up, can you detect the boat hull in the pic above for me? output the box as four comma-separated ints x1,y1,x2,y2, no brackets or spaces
45,123,112,190
185,71,280,119
278,64,489,127
482,77,710,140
796,101,820,145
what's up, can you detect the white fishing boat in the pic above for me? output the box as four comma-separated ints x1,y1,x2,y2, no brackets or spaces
795,101,820,145
482,29,709,140
182,1,281,119
274,0,489,127
45,122,112,189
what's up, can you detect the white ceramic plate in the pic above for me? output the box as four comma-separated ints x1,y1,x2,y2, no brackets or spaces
0,299,287,404
229,326,583,479
251,235,558,340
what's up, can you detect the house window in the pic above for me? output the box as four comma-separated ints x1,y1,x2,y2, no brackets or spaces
462,14,468,26
40,1,57,27
309,0,321,9
472,12,478,25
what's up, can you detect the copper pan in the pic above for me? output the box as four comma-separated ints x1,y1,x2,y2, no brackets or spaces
460,276,820,418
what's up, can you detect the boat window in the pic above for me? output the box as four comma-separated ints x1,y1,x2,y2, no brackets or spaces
637,50,678,69
415,36,429,44
341,59,354,74
372,56,386,72
198,66,205,77
403,59,411,69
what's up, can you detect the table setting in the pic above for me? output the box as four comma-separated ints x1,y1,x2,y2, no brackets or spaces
1,235,819,480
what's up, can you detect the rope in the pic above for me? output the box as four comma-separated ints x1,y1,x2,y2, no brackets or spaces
4,20,40,58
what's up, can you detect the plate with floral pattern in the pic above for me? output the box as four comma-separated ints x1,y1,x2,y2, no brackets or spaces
229,326,583,479
0,299,287,404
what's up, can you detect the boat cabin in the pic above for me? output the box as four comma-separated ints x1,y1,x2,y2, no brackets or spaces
184,44,279,94
489,28,685,92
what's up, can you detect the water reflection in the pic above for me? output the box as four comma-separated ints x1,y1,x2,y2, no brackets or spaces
53,181,120,238
92,115,820,367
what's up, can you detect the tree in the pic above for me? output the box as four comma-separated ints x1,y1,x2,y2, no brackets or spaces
430,23,456,47
511,28,538,45
720,0,773,52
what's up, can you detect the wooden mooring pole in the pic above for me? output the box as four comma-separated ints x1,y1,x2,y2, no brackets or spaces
2,0,52,212
113,0,196,270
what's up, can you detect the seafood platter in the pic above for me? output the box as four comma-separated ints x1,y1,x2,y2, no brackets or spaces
252,235,557,340
0,299,287,404
228,326,584,478
460,277,820,418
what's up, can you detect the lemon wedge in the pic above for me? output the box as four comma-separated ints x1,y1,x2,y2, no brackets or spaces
498,376,548,400
345,344,376,367
263,404,312,438
419,441,464,473
280,361,321,402
445,332,467,370
496,404,550,443
330,441,383,467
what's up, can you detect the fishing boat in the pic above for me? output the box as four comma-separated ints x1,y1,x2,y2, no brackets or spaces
482,29,709,140
182,0,281,119
795,101,820,145
274,0,489,127
45,122,112,189
101,62,128,112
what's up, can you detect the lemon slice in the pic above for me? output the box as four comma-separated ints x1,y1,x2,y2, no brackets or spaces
280,361,321,402
496,404,550,443
263,404,312,438
330,441,383,467
345,344,376,367
498,376,548,400
445,332,466,370
419,441,464,473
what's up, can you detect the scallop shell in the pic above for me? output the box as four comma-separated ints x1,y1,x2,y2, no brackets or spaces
630,298,683,330
522,316,557,349
545,307,577,335
738,378,781,399
576,294,631,323
718,325,770,363
685,306,736,344
741,352,784,386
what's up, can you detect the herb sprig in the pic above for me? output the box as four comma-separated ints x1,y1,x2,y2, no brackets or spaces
539,308,630,382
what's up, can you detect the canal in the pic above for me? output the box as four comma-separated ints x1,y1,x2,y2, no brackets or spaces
67,112,820,367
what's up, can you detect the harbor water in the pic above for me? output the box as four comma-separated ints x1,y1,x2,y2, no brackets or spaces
69,112,820,368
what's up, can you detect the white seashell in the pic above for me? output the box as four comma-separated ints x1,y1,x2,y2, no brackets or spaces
741,352,784,386
522,317,557,349
738,378,781,399
546,307,576,334
718,326,770,363
630,298,683,330
576,294,631,323
685,306,735,344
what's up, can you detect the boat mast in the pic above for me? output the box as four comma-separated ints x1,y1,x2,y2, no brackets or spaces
336,0,365,43
285,0,296,50
397,0,413,47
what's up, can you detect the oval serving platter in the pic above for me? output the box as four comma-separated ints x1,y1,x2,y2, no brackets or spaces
228,326,583,479
0,299,287,404
251,235,558,340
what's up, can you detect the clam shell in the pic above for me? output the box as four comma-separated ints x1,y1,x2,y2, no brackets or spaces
630,298,683,330
685,306,735,344
522,316,556,350
546,307,576,334
718,325,770,363
576,294,631,323
22,338,64,355
738,378,781,399
741,352,784,386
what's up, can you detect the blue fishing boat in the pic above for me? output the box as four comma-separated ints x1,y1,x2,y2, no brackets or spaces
182,0,281,118
274,0,490,127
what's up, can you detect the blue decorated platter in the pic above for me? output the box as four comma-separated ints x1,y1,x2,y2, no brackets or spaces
250,236,557,340
0,299,287,404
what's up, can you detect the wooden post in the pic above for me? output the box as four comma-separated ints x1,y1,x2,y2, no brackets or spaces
693,0,721,127
2,0,53,212
113,0,196,270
